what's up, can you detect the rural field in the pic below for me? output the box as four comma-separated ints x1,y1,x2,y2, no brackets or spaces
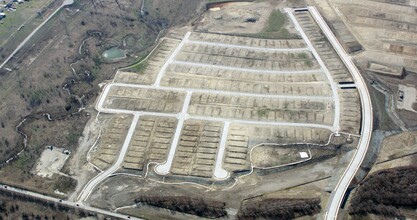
0,0,205,208
0,0,59,54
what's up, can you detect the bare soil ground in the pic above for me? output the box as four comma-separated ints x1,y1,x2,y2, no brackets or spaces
251,144,309,168
376,131,417,164
196,2,274,34
88,150,342,219
89,114,133,171
81,2,363,219
195,0,302,39
397,84,417,112
34,147,70,178
311,0,417,131
0,0,370,219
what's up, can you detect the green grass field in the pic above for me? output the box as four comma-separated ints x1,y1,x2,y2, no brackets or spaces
256,10,296,39
263,10,287,33
0,0,54,55
234,9,298,40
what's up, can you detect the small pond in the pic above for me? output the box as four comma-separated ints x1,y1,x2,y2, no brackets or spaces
102,47,126,62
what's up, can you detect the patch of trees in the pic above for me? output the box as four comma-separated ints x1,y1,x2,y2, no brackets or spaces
348,166,417,219
237,198,321,220
0,188,95,219
89,11,136,22
53,176,77,194
134,195,227,218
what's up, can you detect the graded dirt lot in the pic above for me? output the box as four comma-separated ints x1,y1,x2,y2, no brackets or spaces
375,131,417,165
196,1,273,34
313,0,417,72
94,28,343,181
123,116,178,171
103,86,186,113
311,0,417,129
35,147,70,178
397,84,417,112
0,0,367,219
251,144,310,168
77,3,364,219
89,114,133,170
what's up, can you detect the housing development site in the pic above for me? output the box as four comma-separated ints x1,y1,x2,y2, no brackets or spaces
77,6,368,220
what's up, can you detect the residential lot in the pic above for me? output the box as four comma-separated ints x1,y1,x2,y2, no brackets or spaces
76,4,363,219
123,116,177,171
90,27,358,182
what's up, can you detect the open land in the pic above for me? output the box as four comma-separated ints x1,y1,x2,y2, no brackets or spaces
0,0,63,63
2,0,405,220
312,0,417,128
71,2,365,220
310,0,417,219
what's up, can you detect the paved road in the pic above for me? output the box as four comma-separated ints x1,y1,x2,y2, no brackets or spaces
102,83,333,101
187,40,309,52
173,60,324,75
294,7,373,220
155,92,192,175
154,32,191,86
77,113,140,202
96,83,336,131
286,8,341,131
189,115,335,131
0,0,74,70
0,184,140,219
213,121,230,179
80,28,339,202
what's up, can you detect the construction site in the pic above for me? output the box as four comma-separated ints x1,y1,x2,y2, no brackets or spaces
3,0,417,219
76,3,363,219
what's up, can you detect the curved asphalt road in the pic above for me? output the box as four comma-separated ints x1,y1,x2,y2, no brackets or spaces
301,6,373,220
77,113,140,202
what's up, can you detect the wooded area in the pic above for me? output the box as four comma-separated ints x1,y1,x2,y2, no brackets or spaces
349,166,417,218
134,195,227,218
0,188,94,219
237,197,321,219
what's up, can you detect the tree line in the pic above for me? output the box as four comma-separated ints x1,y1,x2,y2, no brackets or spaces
134,195,227,218
237,197,321,220
0,188,95,219
348,166,417,219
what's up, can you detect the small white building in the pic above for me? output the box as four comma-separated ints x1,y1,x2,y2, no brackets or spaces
299,151,309,159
